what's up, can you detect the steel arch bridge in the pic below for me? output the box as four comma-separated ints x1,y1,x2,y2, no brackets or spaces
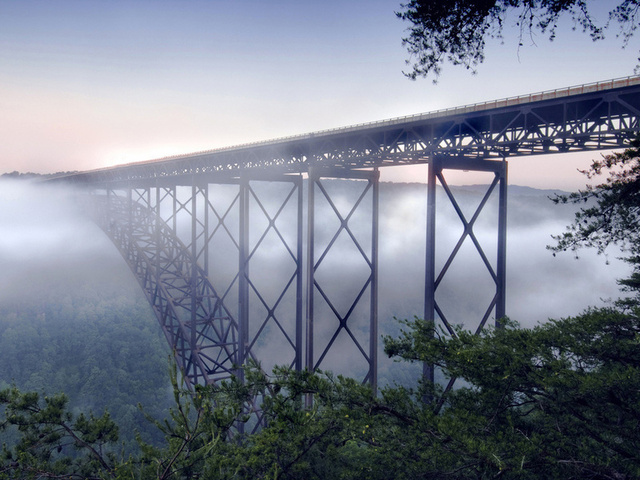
54,76,640,391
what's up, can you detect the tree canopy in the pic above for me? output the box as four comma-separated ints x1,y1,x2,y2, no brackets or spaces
397,0,639,80
3,308,640,479
551,134,640,307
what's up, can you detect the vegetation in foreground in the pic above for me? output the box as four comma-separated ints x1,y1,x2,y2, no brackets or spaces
397,0,640,81
1,306,640,479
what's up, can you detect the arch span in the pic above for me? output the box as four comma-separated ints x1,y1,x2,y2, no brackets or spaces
92,192,241,388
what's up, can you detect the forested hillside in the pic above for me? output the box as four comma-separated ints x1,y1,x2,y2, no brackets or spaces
0,184,174,449
0,272,173,447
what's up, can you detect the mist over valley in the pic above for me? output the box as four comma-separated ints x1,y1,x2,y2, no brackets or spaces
0,176,629,445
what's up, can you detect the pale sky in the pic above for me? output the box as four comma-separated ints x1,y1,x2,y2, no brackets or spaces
1,0,639,189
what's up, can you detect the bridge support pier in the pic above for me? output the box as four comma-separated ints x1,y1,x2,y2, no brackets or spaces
424,157,508,386
306,167,379,392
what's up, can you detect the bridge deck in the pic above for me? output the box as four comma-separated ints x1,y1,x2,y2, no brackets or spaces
57,76,640,187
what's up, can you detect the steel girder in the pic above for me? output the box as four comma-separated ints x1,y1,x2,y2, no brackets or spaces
57,77,640,188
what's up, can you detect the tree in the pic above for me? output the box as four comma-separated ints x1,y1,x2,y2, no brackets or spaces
397,0,638,80
146,312,640,479
382,311,640,479
4,307,640,479
550,134,640,306
0,387,120,480
0,363,242,480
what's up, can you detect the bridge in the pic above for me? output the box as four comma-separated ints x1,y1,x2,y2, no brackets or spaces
53,76,640,391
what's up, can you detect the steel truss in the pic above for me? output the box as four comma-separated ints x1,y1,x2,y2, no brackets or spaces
93,190,238,387
424,158,507,391
62,77,640,187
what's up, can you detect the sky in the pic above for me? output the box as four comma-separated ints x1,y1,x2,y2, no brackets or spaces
1,0,639,189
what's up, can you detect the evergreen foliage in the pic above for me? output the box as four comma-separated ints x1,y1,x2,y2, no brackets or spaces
0,278,173,453
397,0,638,80
3,306,640,479
551,134,640,307
0,387,120,480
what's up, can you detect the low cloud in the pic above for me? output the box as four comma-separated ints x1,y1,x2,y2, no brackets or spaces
0,178,629,383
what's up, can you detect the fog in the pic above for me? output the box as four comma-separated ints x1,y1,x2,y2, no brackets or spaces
379,183,627,327
0,180,136,304
0,176,630,387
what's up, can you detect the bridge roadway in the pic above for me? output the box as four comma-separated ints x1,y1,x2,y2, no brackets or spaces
55,76,640,395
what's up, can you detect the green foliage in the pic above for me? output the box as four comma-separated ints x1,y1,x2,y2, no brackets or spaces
383,311,640,478
551,134,640,306
0,275,173,452
396,0,635,80
3,306,640,479
551,135,640,254
129,363,241,480
0,386,121,479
